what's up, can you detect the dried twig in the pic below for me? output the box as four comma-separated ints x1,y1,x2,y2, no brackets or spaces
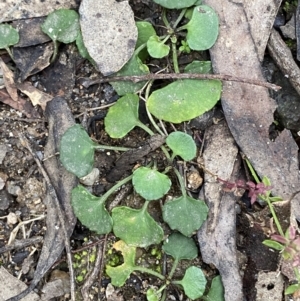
18,133,76,301
79,72,281,91
0,236,43,254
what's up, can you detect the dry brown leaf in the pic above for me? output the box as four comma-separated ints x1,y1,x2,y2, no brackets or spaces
17,82,52,111
0,58,18,102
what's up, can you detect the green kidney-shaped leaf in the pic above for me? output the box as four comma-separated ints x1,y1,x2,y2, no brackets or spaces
109,53,149,96
166,132,196,161
207,276,225,301
105,94,141,138
0,24,19,49
112,206,164,247
147,35,170,58
162,233,198,260
136,21,156,61
185,5,219,50
60,124,97,178
106,240,136,287
146,288,161,301
147,79,221,123
41,9,80,43
163,195,208,237
184,60,212,74
153,0,198,9
180,266,207,300
132,167,171,200
71,185,112,234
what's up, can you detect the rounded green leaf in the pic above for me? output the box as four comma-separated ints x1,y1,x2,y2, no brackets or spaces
105,94,141,138
185,5,219,50
166,132,196,161
0,24,19,49
162,233,198,260
112,206,164,247
109,54,149,96
184,60,212,74
147,35,170,59
106,240,136,287
41,9,80,43
207,276,225,301
180,266,207,300
162,195,208,237
153,0,198,9
147,79,222,123
71,185,113,234
133,167,171,200
60,124,97,178
136,21,156,61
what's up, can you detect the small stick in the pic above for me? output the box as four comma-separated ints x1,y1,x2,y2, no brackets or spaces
18,133,76,301
78,72,281,91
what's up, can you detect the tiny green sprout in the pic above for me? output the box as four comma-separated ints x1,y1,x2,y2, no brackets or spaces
179,40,191,53
89,253,96,263
76,275,84,282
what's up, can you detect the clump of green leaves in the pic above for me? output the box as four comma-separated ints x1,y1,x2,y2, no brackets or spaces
57,1,224,300
106,234,224,300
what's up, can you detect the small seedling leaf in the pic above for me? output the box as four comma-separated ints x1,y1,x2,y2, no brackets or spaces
162,233,198,260
163,195,208,237
285,284,300,295
206,275,225,301
179,266,207,300
147,79,222,123
106,240,136,287
185,5,219,51
153,0,198,9
76,31,94,65
262,240,284,251
0,24,19,49
147,35,170,58
166,132,196,161
105,94,141,138
112,206,164,247
71,185,113,234
109,54,149,96
133,167,171,200
146,288,161,301
60,124,97,178
136,21,156,61
184,60,212,74
41,9,80,43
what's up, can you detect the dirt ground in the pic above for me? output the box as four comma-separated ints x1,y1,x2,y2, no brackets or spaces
1,1,300,301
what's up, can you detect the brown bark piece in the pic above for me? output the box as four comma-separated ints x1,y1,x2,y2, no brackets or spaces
203,0,300,216
197,121,242,301
6,97,77,301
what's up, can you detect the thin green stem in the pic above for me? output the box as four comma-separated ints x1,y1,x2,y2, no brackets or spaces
161,290,167,301
141,201,149,214
173,8,187,29
94,145,131,152
51,40,58,63
168,258,179,279
133,42,147,57
5,47,14,61
244,157,260,184
173,167,187,197
162,8,171,29
171,40,180,73
101,174,133,203
266,197,284,237
134,266,165,280
137,120,155,136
